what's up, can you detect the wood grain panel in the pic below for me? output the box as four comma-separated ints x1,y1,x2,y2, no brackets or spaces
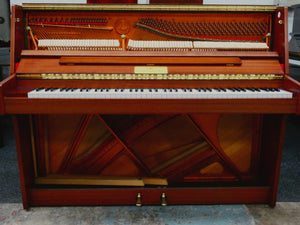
4,98,298,114
15,78,285,89
59,56,242,65
28,187,271,206
16,58,284,74
101,154,144,177
21,50,280,58
217,114,254,173
46,114,82,173
10,5,24,74
73,115,110,162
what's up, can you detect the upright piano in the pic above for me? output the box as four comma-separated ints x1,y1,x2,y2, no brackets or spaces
0,4,299,209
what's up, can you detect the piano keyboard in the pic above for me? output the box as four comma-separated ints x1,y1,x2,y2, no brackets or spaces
28,88,293,99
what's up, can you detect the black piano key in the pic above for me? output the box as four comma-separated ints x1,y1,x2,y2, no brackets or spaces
246,88,255,92
260,88,270,92
35,88,44,92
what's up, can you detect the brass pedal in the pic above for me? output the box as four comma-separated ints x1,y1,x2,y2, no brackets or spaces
160,193,167,206
136,193,142,207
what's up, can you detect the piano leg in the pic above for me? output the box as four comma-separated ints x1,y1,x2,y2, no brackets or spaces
12,115,34,210
260,114,287,207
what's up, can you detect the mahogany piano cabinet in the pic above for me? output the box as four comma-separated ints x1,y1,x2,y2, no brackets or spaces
0,4,299,209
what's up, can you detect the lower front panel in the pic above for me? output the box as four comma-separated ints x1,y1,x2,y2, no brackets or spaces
28,187,271,206
15,113,283,207
32,113,260,185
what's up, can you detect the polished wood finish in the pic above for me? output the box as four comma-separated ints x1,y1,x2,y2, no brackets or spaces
29,187,269,206
0,76,17,114
35,175,168,186
283,76,300,114
273,7,289,74
10,6,24,74
12,115,35,209
35,175,146,186
59,56,242,65
21,50,280,58
1,4,300,209
16,58,283,74
2,98,298,114
259,115,287,207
